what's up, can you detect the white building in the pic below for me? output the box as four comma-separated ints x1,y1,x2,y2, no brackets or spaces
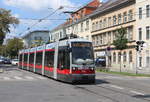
65,16,92,41
49,23,67,41
22,30,50,48
136,0,150,73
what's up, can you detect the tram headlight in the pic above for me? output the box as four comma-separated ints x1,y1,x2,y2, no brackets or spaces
72,67,78,71
72,67,76,71
90,67,94,70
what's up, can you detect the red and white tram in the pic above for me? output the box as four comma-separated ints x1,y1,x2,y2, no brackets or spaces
19,35,95,83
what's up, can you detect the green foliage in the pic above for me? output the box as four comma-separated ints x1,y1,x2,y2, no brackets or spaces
6,38,23,57
113,27,128,50
0,8,19,45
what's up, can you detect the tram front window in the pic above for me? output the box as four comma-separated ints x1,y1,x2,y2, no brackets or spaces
72,42,94,65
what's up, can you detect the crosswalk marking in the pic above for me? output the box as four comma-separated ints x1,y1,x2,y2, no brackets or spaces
0,75,47,81
3,77,11,80
35,76,47,80
14,76,23,80
130,90,145,95
24,76,35,80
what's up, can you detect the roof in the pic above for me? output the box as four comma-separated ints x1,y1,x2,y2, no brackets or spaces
90,0,135,17
72,0,100,14
22,30,50,38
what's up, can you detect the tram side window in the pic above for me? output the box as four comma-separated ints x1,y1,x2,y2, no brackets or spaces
58,48,70,69
36,52,43,65
19,54,22,62
29,53,34,64
24,54,28,63
45,51,54,67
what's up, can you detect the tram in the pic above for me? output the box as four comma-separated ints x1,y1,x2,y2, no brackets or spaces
18,35,95,83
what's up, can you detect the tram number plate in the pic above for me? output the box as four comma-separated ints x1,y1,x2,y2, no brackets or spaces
82,75,88,79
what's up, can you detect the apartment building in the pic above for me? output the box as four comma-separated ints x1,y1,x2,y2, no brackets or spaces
135,0,150,73
22,30,50,48
91,0,136,72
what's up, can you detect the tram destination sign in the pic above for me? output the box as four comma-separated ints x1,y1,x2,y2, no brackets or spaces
72,42,91,47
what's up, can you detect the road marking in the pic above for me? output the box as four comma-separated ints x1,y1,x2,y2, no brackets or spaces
14,76,23,80
35,76,47,80
109,85,124,90
25,76,35,80
130,90,145,95
3,77,11,80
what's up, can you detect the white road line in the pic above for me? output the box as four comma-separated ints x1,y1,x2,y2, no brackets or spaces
25,76,35,80
109,85,124,90
35,76,47,80
3,77,11,80
14,76,23,80
130,90,145,95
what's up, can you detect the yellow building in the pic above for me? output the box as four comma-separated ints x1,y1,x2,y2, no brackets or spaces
90,0,136,72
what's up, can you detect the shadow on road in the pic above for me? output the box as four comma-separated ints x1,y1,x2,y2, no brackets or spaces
95,79,110,85
133,94,150,98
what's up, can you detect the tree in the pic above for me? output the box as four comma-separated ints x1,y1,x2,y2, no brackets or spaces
113,27,128,72
0,8,19,45
6,38,23,58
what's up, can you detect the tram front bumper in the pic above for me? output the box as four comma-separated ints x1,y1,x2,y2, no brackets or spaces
71,74,95,83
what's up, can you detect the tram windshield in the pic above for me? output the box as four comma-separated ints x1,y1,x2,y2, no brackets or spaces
72,42,94,65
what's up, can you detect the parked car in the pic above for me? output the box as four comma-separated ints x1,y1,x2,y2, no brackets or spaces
3,58,11,64
0,58,5,64
11,59,19,65
95,58,106,67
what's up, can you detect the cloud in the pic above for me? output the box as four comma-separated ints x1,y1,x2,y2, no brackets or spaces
3,0,75,11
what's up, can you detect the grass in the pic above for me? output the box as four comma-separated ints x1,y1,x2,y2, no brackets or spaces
96,69,150,77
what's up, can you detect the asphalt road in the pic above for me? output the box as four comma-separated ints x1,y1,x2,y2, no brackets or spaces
0,64,150,102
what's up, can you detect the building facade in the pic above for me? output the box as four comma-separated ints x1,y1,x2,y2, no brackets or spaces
22,30,50,48
49,22,67,41
50,0,100,41
91,0,136,72
135,0,150,73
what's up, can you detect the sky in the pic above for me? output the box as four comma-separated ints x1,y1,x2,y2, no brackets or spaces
0,0,106,39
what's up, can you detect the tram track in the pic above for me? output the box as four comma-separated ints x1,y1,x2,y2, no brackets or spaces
73,83,150,102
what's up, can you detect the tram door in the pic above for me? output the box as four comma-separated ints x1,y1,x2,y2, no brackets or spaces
53,42,59,79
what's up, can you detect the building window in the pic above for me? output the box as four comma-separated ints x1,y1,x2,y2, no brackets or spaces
139,7,142,19
129,51,132,62
128,10,133,21
86,20,89,30
113,15,117,25
81,23,83,32
118,14,122,24
146,26,150,40
96,22,98,30
123,52,126,62
118,52,121,63
139,57,142,67
103,18,107,28
92,23,95,31
108,17,111,27
146,5,150,17
146,56,150,67
128,27,133,41
100,35,103,45
139,28,142,40
103,33,106,44
99,20,102,29
108,32,111,42
123,12,127,23
113,52,116,62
